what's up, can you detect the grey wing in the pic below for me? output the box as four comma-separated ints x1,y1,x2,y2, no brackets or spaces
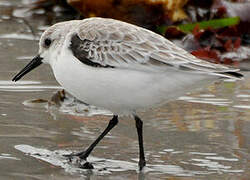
70,34,114,68
72,18,242,78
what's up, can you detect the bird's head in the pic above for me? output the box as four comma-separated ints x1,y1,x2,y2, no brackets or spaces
12,20,79,82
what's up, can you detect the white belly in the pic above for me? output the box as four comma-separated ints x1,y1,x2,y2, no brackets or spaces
53,51,215,115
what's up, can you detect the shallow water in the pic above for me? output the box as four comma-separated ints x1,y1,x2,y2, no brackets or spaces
0,1,250,179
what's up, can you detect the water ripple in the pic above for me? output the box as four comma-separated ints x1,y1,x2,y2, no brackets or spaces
15,145,244,176
178,96,232,106
0,80,61,92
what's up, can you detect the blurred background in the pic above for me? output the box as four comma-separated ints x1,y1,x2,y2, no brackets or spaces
15,0,250,67
0,0,249,179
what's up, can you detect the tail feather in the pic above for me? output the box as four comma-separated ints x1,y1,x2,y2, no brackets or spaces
218,71,243,79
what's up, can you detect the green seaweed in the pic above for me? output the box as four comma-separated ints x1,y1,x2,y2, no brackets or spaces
157,17,240,34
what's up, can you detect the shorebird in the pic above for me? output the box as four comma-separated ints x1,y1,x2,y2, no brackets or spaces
12,17,242,170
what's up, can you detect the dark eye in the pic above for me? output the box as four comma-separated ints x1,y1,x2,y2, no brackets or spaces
44,38,52,47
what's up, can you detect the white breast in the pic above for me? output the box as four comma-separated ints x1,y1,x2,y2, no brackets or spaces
52,48,215,115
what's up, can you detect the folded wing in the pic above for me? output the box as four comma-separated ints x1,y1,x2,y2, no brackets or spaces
69,17,242,79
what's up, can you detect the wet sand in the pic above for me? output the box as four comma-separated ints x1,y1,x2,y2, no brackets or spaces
0,1,250,179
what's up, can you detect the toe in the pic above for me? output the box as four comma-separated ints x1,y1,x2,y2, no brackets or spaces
79,162,94,169
139,160,146,171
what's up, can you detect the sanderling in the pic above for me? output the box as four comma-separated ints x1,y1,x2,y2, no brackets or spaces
12,17,243,170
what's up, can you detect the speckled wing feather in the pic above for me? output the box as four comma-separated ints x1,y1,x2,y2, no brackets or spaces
72,17,242,77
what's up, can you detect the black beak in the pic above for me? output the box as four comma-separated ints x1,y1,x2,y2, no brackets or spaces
12,55,43,82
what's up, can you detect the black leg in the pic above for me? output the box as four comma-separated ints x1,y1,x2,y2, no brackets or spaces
134,115,146,170
78,115,118,159
68,115,118,168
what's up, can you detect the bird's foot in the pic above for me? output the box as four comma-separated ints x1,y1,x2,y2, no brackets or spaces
78,160,94,169
138,159,146,171
63,152,94,169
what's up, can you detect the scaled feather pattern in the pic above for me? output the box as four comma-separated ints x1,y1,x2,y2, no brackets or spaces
73,18,240,77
